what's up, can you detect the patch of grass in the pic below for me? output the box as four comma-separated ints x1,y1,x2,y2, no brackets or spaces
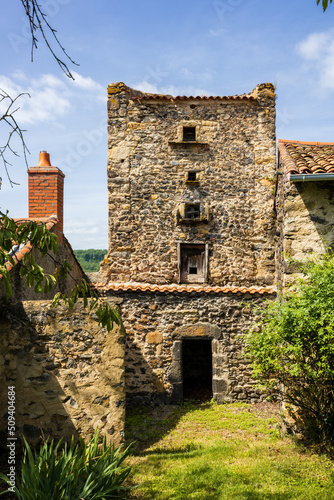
123,401,334,499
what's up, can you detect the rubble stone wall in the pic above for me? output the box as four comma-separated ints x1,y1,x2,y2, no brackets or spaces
0,299,125,448
107,289,274,405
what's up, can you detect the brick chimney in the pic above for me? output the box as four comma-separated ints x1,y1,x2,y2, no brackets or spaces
28,151,65,243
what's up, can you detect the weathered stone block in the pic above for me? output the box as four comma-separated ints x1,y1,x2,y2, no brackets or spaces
146,331,163,344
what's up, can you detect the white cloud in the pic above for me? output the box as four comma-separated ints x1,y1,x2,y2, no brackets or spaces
132,81,210,97
10,69,27,82
297,32,331,60
161,85,210,97
64,218,107,249
0,73,70,125
71,71,103,91
133,81,160,93
0,71,106,125
297,30,334,90
70,71,105,102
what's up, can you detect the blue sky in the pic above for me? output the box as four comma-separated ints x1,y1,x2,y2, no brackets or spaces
1,0,334,249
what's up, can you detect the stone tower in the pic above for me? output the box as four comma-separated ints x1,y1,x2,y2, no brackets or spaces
101,82,277,405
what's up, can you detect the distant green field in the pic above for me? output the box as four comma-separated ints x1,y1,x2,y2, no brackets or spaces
74,249,107,272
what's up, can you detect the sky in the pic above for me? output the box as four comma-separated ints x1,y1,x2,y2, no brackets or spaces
1,0,334,249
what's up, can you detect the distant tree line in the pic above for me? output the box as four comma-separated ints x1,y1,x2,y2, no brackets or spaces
74,249,107,273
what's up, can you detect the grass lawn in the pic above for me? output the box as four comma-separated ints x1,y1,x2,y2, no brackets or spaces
123,401,334,499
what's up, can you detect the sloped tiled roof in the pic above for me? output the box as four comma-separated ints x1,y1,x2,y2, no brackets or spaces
95,282,276,295
278,139,334,175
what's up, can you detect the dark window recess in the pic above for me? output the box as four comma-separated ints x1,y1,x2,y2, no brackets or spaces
180,243,207,283
185,203,200,219
183,126,196,142
182,339,212,401
187,171,197,182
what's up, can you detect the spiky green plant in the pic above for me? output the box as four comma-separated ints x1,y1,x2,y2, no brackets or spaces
0,430,132,499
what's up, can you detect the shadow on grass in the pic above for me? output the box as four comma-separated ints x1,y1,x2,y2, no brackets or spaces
125,400,211,454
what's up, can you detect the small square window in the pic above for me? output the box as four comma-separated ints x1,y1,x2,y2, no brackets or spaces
187,171,197,182
183,126,196,142
185,203,201,219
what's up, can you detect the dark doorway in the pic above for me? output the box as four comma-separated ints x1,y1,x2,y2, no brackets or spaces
182,339,212,401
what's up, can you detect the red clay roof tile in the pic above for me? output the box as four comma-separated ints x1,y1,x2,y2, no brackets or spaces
95,282,276,295
278,139,334,176
131,94,256,102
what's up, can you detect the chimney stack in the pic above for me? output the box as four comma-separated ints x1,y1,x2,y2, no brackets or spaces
28,151,65,243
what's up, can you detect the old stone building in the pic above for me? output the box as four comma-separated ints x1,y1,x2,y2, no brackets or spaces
4,83,334,450
98,82,277,405
276,139,334,287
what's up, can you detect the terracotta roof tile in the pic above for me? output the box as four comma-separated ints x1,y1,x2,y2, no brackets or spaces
95,282,276,295
278,140,334,176
131,93,256,102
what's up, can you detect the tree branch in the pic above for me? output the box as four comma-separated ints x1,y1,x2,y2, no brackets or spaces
0,88,30,187
19,0,79,79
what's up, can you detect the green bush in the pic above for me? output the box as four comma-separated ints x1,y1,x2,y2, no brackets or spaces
244,251,334,447
0,431,132,499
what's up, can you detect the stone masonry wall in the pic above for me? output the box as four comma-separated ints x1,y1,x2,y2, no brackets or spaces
101,82,276,287
276,161,334,287
105,289,275,405
0,299,125,448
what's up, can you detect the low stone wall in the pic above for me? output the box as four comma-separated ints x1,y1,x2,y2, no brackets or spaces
0,299,125,448
106,289,274,405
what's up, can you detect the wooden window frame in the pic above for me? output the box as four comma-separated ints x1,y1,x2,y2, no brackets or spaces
177,242,209,284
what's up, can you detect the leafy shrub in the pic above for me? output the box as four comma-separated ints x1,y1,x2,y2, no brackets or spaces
244,251,334,446
0,431,132,499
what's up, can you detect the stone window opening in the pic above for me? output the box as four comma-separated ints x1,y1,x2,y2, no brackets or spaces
178,242,209,283
177,202,209,223
183,126,196,142
185,203,200,219
187,171,197,182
